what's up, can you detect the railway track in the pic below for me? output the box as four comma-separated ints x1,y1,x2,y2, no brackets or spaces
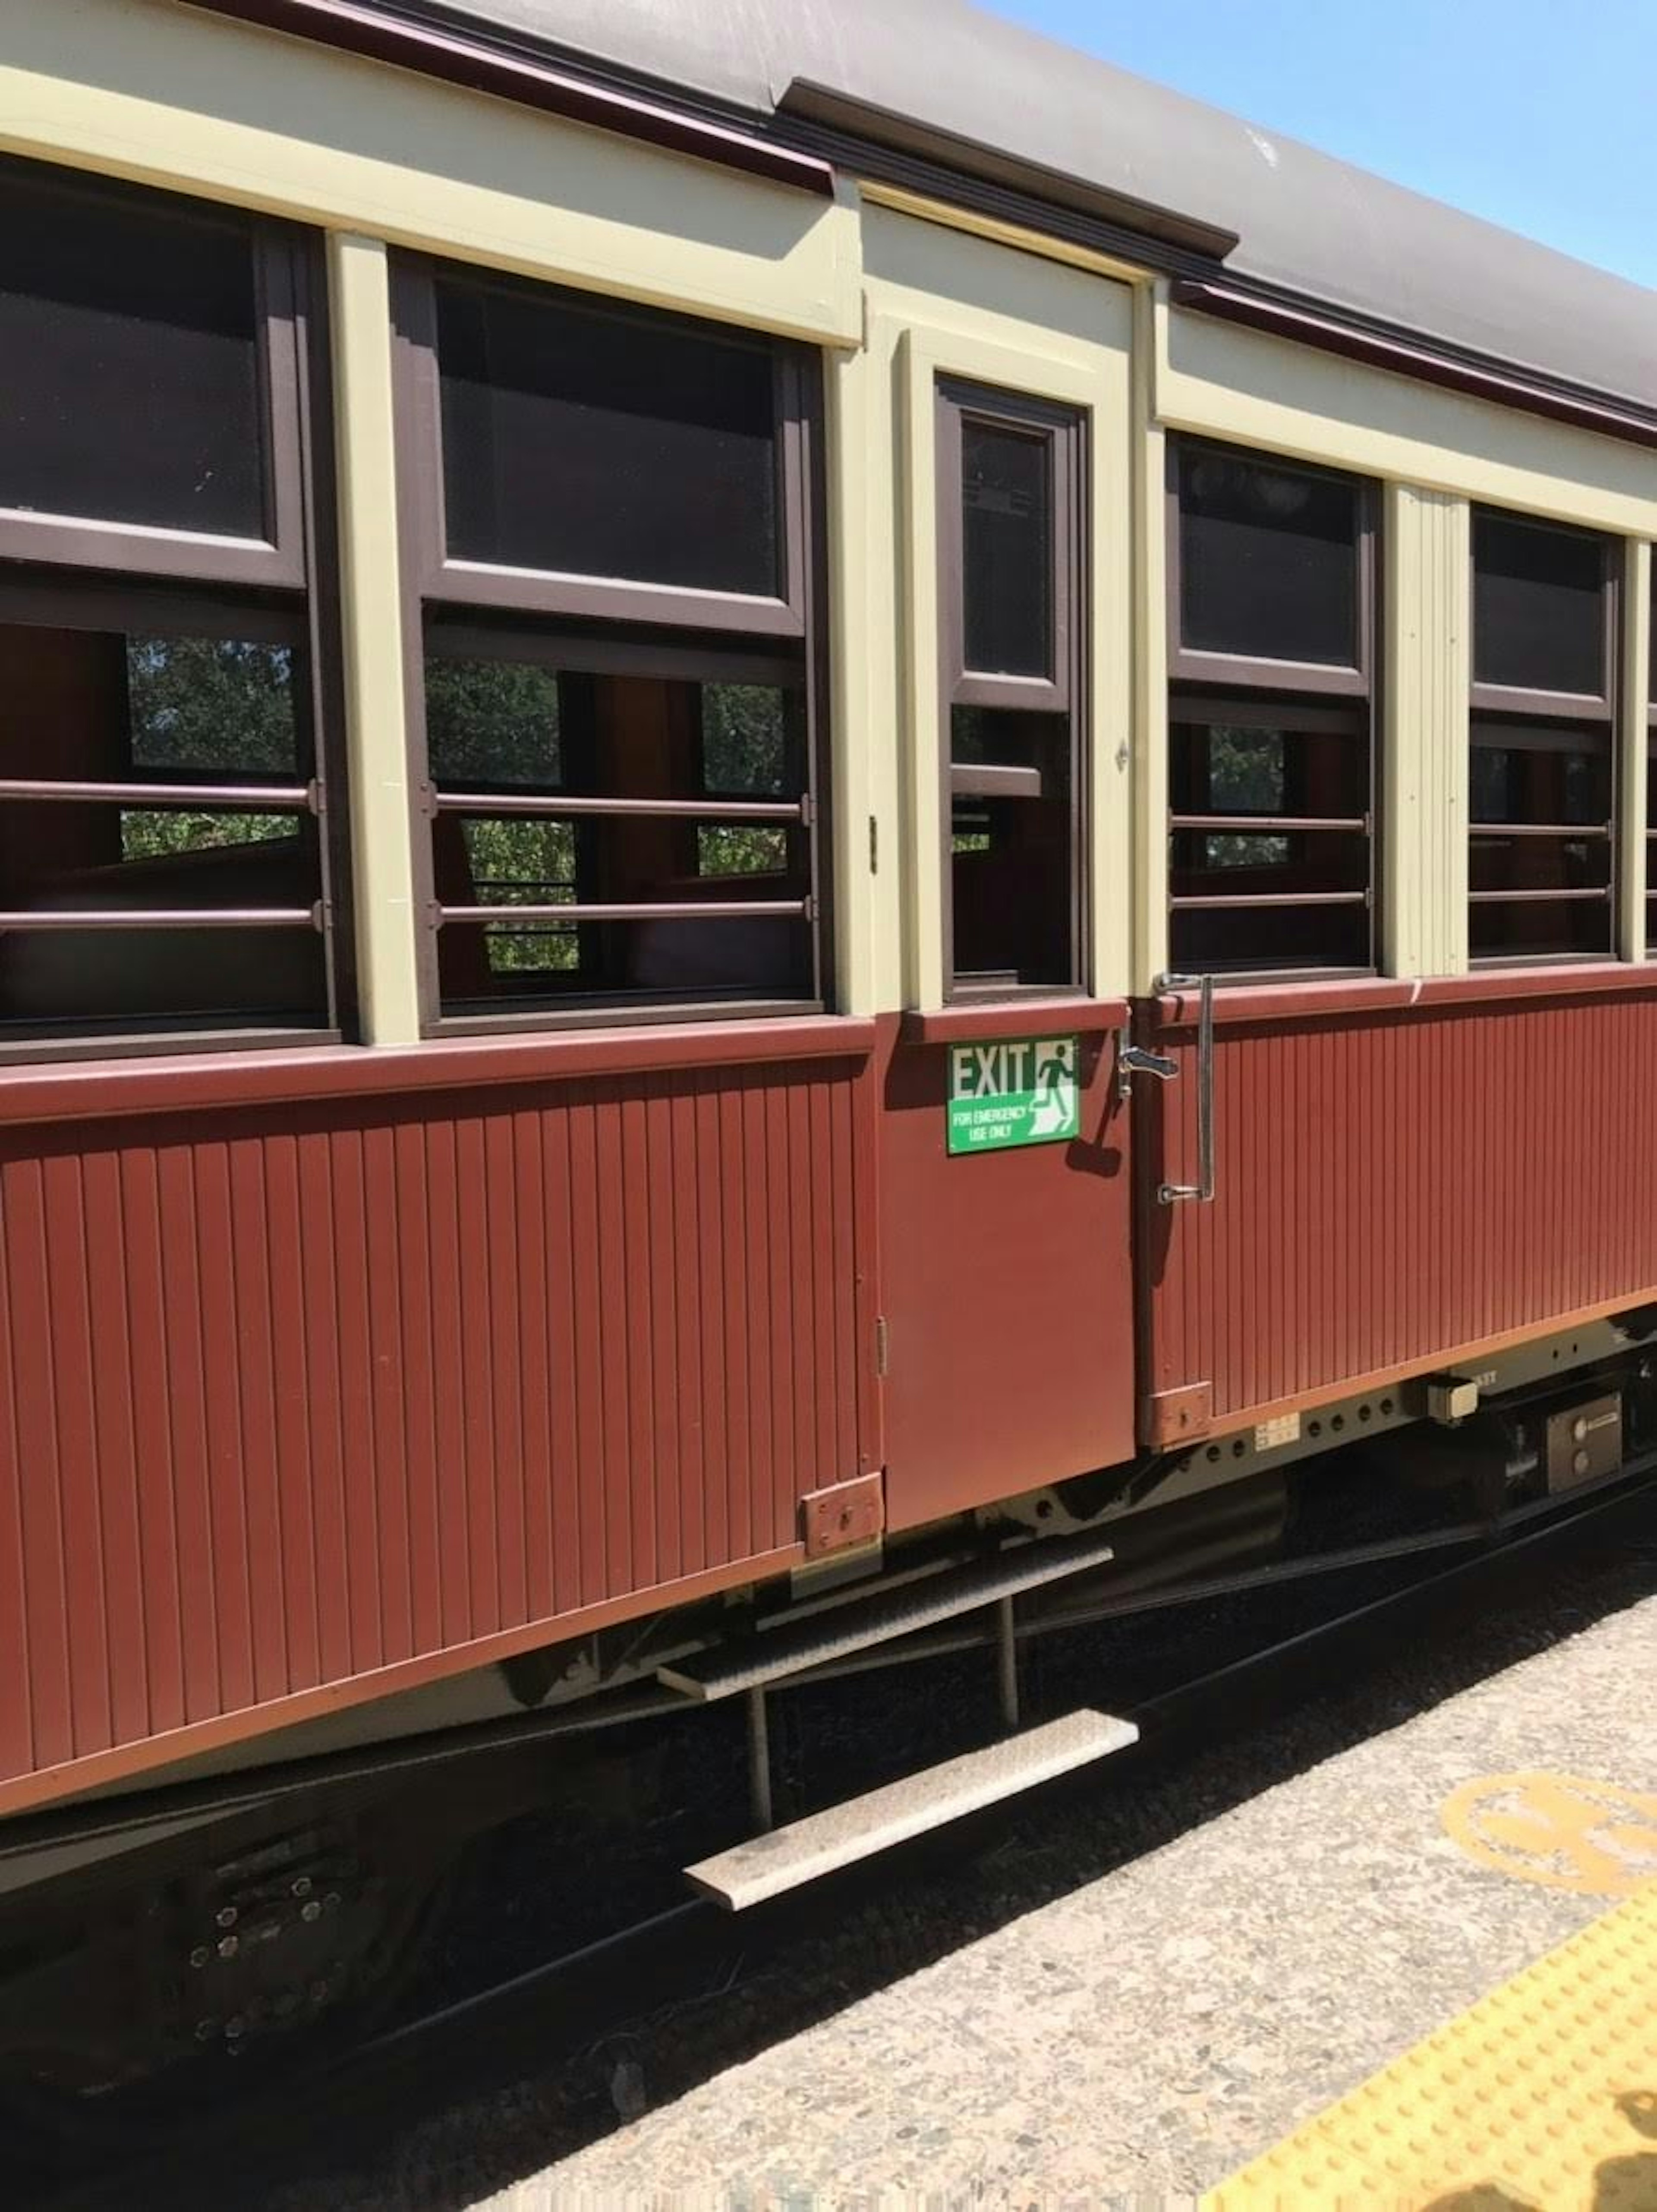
35,1460,1657,2212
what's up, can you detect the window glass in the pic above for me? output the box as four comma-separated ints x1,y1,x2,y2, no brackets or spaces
1467,715,1612,961
435,274,781,598
0,616,324,1034
961,419,1052,678
425,657,562,787
0,160,265,540
1178,444,1359,667
948,706,1073,988
701,684,794,795
1169,701,1370,973
127,639,298,776
1473,512,1605,698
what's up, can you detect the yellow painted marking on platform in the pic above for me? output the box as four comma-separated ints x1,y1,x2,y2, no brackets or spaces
1442,1771,1657,1897
1203,1882,1657,2210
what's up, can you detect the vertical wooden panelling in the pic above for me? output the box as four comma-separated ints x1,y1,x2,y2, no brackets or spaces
1384,485,1469,980
0,1052,874,1796
1148,991,1657,1424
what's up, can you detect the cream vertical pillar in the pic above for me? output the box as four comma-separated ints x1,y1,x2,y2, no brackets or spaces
1130,281,1170,994
327,230,422,1044
825,324,880,1018
1383,484,1469,978
1618,538,1651,961
895,328,945,1010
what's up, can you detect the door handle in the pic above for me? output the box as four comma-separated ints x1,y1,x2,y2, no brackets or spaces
1152,972,1216,1206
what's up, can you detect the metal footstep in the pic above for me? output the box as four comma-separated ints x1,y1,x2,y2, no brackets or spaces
656,1528,1119,1702
684,1708,1139,1910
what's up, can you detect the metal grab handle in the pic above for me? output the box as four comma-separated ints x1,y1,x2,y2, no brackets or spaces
1153,971,1215,1205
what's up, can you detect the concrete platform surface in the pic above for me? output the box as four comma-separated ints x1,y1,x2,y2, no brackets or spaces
469,1560,1657,2208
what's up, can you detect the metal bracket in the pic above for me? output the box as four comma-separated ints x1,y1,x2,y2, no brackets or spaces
800,1472,884,1559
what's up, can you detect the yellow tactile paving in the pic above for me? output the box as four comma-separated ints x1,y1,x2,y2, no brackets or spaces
1203,1882,1657,2211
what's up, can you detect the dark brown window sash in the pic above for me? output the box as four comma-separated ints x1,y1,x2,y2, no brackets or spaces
394,255,832,1036
0,202,348,1062
1468,509,1620,967
937,378,1087,1002
1166,436,1378,980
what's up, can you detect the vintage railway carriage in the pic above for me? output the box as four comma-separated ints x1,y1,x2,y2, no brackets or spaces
3,0,1657,2091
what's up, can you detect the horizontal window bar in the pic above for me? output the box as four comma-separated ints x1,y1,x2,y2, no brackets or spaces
1169,890,1370,911
0,778,315,810
1170,813,1369,833
433,792,803,822
438,900,809,926
0,907,322,930
1468,821,1611,839
950,764,1044,800
1467,887,1612,904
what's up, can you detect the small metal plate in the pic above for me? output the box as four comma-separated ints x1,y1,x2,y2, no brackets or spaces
1545,1393,1622,1493
800,1473,884,1559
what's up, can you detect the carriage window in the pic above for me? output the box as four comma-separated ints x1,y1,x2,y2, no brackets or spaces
423,640,813,1013
939,382,1083,998
404,252,824,1030
435,272,782,601
1177,441,1359,671
0,162,337,1056
0,604,328,1040
1169,439,1374,977
1471,510,1615,962
0,159,266,542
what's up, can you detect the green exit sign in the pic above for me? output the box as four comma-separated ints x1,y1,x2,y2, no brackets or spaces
947,1035,1081,1156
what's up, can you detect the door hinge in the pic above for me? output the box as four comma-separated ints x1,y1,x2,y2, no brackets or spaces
875,1314,890,1377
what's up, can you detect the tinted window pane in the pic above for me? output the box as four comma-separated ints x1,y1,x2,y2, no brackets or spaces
425,657,561,787
1474,513,1605,697
1178,444,1359,666
961,419,1052,677
436,275,781,596
0,161,264,539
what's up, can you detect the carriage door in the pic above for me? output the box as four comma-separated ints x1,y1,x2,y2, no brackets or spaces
879,350,1140,1534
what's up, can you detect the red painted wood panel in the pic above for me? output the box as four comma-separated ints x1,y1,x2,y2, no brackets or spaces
1142,987,1657,1427
879,1015,1137,1531
0,1047,875,1799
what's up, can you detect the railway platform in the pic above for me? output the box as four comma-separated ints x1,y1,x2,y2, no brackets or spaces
469,1534,1657,2211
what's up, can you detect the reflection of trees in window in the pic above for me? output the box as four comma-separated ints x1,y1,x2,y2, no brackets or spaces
425,658,560,786
459,816,578,974
702,684,788,794
127,639,297,773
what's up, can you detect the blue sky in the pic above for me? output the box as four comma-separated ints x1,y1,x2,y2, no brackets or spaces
988,1,1657,289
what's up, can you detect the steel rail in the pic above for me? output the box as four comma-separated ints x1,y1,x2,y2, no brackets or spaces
39,1462,1655,2212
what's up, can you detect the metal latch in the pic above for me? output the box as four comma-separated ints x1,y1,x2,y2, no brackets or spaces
1116,1043,1177,1101
1153,972,1216,1206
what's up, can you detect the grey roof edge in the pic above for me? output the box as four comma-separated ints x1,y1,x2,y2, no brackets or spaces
187,0,1657,425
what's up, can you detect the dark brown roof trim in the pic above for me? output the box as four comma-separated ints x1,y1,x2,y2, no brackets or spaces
1173,279,1657,456
781,79,1237,262
178,0,836,197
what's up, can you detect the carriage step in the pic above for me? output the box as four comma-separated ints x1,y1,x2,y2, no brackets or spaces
657,1528,1119,1702
684,1708,1138,1910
